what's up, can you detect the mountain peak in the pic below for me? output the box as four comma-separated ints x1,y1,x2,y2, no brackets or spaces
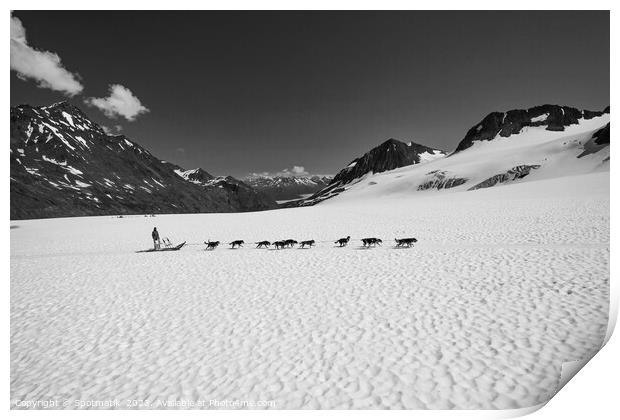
378,138,441,151
380,138,403,146
41,100,87,117
329,139,446,186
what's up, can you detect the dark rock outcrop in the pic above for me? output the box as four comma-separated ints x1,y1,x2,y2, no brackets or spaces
417,170,468,191
592,123,610,145
577,123,611,158
468,165,541,190
454,105,609,153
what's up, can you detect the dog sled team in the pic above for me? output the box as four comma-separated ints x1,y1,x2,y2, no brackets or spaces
151,227,417,252
202,235,418,250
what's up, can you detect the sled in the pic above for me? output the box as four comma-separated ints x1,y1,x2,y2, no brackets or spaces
136,241,186,253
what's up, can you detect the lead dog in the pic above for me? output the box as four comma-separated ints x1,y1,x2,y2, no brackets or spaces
229,240,244,248
335,236,351,247
256,241,271,248
395,237,417,247
204,240,220,250
299,240,315,248
361,238,382,247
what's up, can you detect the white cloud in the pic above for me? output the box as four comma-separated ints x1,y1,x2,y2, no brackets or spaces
10,15,84,96
289,166,308,176
272,166,309,177
85,84,149,121
101,124,123,135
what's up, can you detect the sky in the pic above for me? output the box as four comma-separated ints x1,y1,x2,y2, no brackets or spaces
10,11,609,178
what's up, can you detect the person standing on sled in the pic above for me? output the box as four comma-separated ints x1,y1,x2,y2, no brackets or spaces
152,227,161,250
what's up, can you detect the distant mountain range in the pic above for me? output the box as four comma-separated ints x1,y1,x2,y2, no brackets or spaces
10,102,610,219
243,175,332,201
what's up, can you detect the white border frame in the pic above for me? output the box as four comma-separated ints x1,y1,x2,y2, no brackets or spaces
4,2,616,419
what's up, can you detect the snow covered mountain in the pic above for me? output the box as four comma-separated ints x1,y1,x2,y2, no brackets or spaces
10,102,276,220
298,139,446,205
297,105,610,206
298,105,609,205
244,175,332,201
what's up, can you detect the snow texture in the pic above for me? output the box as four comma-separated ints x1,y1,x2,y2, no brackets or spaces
10,170,609,409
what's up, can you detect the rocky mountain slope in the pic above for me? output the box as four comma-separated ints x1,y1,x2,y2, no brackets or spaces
297,139,446,205
454,104,609,153
10,102,276,220
244,175,332,201
296,105,609,206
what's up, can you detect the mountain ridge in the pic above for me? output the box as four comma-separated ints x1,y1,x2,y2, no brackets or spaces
454,104,609,153
293,104,609,206
10,102,276,220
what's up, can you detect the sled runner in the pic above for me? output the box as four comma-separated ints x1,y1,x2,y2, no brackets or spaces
136,241,186,253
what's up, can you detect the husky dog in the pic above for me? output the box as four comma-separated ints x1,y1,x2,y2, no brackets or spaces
284,239,298,248
299,240,315,248
229,240,244,248
361,238,382,247
395,237,418,247
273,240,286,249
256,241,271,248
204,240,220,250
335,236,351,247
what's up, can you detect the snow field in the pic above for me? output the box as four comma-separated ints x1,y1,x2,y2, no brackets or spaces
10,172,609,409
